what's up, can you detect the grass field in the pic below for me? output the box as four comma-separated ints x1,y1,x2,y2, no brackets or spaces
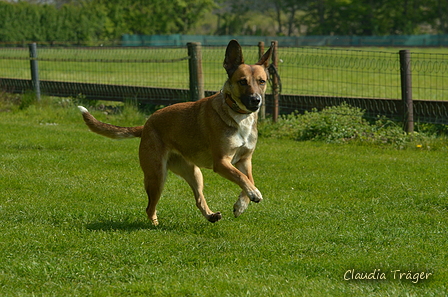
1,45,448,100
1,101,447,296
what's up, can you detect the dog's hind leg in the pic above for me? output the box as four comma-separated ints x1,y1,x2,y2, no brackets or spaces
139,141,167,226
141,164,166,226
168,155,222,223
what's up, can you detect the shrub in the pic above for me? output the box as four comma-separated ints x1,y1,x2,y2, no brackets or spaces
258,103,435,148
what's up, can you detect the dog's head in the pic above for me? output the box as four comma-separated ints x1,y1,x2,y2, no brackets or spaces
223,40,272,114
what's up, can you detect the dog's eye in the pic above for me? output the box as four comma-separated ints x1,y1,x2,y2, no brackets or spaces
239,79,248,86
259,79,266,85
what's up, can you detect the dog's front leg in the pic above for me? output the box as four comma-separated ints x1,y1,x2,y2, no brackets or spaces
213,157,263,205
233,158,255,217
233,193,250,217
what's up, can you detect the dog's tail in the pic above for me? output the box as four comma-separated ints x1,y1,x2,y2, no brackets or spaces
77,106,143,139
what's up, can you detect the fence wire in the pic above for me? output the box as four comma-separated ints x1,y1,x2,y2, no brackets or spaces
410,52,448,100
0,47,29,79
279,47,401,99
37,46,190,88
0,46,192,102
272,47,448,123
1,43,448,124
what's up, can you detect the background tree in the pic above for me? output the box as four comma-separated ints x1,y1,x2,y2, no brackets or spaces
300,0,431,36
91,0,215,38
0,0,444,43
428,0,448,34
214,0,252,35
271,0,309,36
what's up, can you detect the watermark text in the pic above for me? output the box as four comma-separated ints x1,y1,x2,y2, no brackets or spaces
343,269,433,283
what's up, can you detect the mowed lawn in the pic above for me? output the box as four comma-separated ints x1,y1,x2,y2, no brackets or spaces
1,105,447,296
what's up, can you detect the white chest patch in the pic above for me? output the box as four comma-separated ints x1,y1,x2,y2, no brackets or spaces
230,114,256,150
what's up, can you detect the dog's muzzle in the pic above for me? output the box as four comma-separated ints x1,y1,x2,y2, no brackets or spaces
242,94,262,112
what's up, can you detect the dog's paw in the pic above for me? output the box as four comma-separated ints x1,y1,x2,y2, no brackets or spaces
247,188,263,203
151,218,159,226
233,194,250,217
207,212,222,223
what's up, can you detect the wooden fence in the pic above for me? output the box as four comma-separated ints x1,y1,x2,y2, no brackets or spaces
1,42,448,131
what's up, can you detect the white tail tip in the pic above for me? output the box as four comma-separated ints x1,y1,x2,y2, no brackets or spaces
77,106,89,114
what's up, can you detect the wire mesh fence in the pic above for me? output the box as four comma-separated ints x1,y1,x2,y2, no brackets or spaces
0,45,193,103
36,46,191,91
279,47,402,99
277,47,448,102
270,46,448,125
0,47,29,79
410,52,448,100
1,42,448,125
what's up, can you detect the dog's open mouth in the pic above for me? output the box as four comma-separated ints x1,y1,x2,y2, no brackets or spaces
246,105,260,112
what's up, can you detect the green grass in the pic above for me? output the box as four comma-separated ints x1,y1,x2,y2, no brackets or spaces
1,100,448,296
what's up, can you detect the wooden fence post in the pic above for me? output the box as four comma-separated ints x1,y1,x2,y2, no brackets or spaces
187,42,204,101
399,50,414,133
29,43,41,101
258,41,266,120
271,40,279,123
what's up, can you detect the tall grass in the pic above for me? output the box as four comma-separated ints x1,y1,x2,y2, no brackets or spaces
0,97,447,295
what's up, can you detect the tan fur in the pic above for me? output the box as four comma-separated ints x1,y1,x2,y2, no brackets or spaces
78,40,272,225
79,109,143,139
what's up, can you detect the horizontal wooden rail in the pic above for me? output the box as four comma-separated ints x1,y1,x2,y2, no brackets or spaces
2,77,448,125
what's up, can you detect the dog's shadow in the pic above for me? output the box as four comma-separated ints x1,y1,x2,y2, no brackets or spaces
85,220,151,232
85,218,229,236
84,219,202,232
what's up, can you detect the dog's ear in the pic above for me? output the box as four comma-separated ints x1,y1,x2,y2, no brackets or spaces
256,46,272,68
223,40,244,77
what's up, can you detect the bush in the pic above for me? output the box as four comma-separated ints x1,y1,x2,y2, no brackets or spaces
258,103,436,148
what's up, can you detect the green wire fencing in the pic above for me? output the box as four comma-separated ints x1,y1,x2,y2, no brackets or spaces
1,42,448,130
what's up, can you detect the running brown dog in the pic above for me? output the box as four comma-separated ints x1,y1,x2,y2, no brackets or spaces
78,40,272,225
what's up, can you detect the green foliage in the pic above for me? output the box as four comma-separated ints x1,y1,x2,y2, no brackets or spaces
416,122,448,136
213,0,448,36
18,91,39,110
259,103,440,148
0,0,216,43
0,1,112,43
299,0,436,36
1,0,445,42
0,91,21,112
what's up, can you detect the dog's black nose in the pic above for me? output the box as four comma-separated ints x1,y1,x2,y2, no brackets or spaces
249,94,262,105
241,94,262,112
